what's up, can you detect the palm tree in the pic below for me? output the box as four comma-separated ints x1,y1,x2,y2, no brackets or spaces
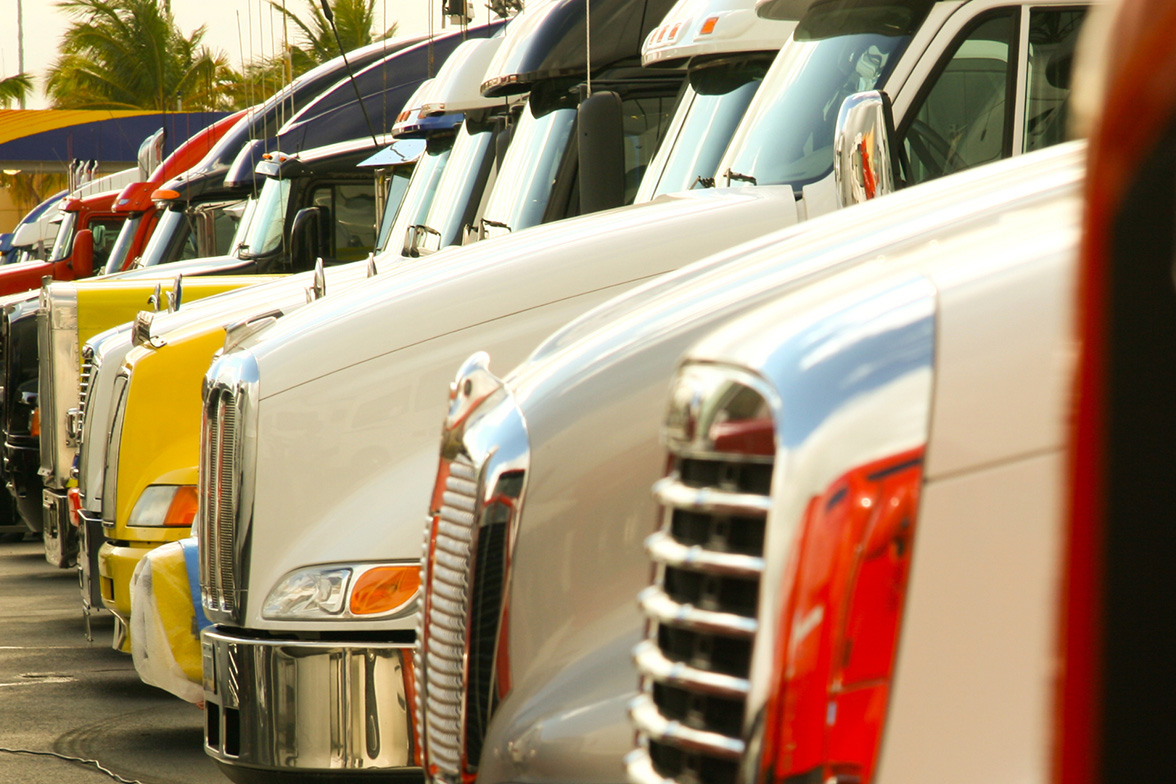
268,0,399,78
0,74,32,108
46,0,243,111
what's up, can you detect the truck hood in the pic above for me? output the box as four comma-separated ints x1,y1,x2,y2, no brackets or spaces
113,254,254,279
237,186,800,398
466,142,1085,782
134,257,380,345
234,186,800,631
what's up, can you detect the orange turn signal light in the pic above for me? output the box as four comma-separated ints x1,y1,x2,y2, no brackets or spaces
151,188,180,201
349,566,421,615
29,408,40,437
164,485,199,527
699,15,719,35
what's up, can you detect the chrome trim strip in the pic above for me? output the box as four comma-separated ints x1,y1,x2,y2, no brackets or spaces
645,530,765,578
633,640,750,699
653,477,772,517
630,694,745,760
639,586,758,638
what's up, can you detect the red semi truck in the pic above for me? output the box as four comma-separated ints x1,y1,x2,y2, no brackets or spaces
100,112,244,276
0,116,236,298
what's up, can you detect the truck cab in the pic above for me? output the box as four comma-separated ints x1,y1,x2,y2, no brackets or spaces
63,23,506,643
0,164,146,298
415,141,1084,784
101,112,246,276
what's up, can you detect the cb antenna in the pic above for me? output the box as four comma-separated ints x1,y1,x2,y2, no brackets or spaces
319,0,381,147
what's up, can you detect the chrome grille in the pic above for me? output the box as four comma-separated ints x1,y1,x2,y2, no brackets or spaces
201,386,240,614
418,454,478,780
630,451,772,784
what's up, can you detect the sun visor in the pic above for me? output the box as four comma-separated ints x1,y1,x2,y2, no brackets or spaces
277,21,504,153
642,0,796,67
753,0,816,21
481,0,677,97
359,139,428,167
392,79,465,137
392,79,437,135
224,138,272,189
113,181,155,214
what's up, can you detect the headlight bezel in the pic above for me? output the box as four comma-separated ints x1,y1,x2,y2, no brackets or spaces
262,561,421,621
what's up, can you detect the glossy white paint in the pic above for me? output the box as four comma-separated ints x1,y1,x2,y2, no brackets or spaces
77,260,381,516
456,144,1082,784
390,78,435,136
641,0,796,67
231,185,799,633
422,37,519,115
657,151,1079,784
875,453,1063,784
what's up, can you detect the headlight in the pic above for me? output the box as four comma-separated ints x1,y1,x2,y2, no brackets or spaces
127,484,198,527
262,563,420,620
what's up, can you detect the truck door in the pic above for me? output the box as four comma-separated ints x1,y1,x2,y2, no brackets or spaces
895,3,1086,186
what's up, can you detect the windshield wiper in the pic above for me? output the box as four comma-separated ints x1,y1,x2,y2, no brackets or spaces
724,169,757,186
691,176,716,189
480,218,512,238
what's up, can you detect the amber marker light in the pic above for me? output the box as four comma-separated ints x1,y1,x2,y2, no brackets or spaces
699,15,719,35
164,485,199,527
128,484,199,527
151,188,180,201
29,408,40,437
350,565,421,615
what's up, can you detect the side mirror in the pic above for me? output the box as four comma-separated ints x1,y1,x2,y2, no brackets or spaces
69,229,94,278
833,91,900,208
404,224,441,258
290,206,328,272
577,91,625,214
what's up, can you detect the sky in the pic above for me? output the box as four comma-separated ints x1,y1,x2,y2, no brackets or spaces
0,0,488,109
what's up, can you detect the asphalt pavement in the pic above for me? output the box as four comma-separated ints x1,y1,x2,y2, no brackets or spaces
0,535,225,784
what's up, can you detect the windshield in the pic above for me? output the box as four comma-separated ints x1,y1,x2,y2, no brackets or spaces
716,3,927,191
377,167,414,252
237,177,292,257
379,141,452,254
635,64,767,202
135,208,190,267
103,214,143,275
227,197,259,256
48,212,76,262
479,102,577,239
416,120,498,251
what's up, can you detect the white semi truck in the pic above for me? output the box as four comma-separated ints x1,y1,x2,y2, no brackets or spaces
415,140,1083,784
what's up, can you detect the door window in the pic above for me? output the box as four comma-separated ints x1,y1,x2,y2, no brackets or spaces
1023,7,1087,152
900,9,1016,186
309,181,377,263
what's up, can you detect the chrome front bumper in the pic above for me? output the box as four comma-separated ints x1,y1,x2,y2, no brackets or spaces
201,626,418,777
